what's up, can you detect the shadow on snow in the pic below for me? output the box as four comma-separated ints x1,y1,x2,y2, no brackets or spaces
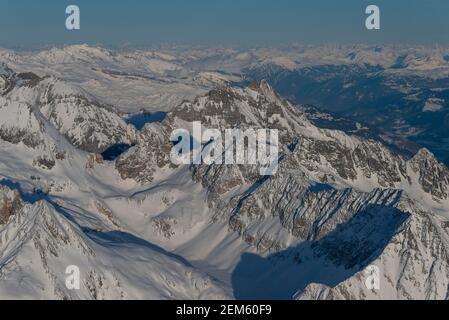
231,203,410,299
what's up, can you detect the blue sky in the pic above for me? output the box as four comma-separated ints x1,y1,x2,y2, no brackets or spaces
0,0,448,48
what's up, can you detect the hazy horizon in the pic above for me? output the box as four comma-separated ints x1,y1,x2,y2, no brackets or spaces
2,43,449,53
1,0,448,48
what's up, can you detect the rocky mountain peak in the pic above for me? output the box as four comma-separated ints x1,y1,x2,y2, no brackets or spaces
412,148,439,163
248,79,280,101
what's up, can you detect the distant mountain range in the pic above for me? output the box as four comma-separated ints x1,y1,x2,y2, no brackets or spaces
2,44,448,165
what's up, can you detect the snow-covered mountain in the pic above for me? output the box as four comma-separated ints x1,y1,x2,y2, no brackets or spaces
107,81,449,300
1,52,449,300
0,185,228,299
0,66,228,299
